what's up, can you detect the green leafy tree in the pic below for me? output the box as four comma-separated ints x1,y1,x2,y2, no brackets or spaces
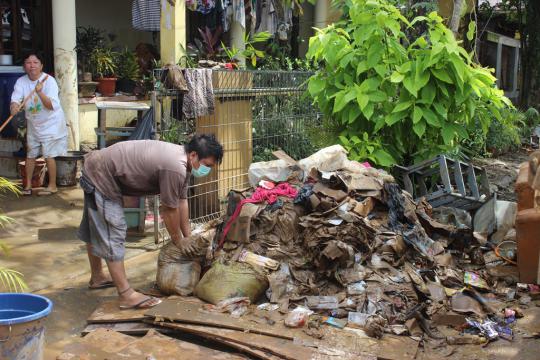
307,0,511,166
0,177,27,292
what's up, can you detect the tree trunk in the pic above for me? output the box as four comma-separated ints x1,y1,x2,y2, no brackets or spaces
521,0,540,108
449,0,465,36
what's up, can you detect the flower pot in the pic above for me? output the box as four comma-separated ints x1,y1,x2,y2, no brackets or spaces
83,72,92,82
79,81,98,97
116,78,136,94
96,77,117,97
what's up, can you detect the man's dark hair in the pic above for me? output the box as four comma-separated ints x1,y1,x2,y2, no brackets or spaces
185,134,224,164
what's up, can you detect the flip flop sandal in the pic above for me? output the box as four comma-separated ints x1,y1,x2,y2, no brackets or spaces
21,189,32,196
37,188,58,196
119,296,162,310
88,280,115,290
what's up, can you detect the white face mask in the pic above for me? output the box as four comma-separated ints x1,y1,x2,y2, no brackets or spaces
191,156,211,177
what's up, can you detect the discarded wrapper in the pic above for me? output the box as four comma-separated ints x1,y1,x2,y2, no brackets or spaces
323,316,347,329
464,271,490,290
238,250,280,271
285,306,313,328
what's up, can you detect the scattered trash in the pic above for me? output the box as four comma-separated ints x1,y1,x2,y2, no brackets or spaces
347,312,370,328
203,297,251,318
257,303,279,311
464,272,490,291
284,306,313,328
323,316,347,329
238,250,280,270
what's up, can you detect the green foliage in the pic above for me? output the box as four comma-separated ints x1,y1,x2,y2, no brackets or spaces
222,32,273,68
76,26,105,74
90,47,118,78
306,0,511,167
116,48,141,81
0,177,27,292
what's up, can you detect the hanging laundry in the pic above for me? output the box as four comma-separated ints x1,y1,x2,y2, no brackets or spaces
187,0,217,14
233,0,246,29
222,0,233,32
132,0,161,32
255,0,276,35
182,69,215,119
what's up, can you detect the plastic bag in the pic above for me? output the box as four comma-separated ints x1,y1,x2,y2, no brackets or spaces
194,261,269,304
156,241,202,296
298,145,349,177
248,159,301,187
284,306,313,328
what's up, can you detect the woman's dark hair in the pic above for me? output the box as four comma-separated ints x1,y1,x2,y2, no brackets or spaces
22,52,45,64
185,134,224,164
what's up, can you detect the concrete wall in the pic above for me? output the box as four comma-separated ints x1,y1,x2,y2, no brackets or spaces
75,0,154,50
78,101,151,145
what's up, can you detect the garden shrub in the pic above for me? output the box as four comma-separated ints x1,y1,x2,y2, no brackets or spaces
306,0,512,167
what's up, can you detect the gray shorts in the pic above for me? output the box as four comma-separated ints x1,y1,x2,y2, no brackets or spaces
27,135,68,159
77,175,127,261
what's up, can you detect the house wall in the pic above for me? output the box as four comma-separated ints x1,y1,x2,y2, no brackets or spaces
75,0,154,51
78,100,151,145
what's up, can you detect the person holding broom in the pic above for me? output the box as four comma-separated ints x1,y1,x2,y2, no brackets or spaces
10,52,67,196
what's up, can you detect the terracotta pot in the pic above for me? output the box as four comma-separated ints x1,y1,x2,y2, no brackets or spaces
96,77,117,96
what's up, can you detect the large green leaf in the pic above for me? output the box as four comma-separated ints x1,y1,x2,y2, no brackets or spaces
308,77,325,96
422,107,441,127
372,149,396,166
441,124,456,144
403,77,417,97
393,100,413,113
431,68,453,84
390,71,405,83
413,106,423,124
413,120,426,137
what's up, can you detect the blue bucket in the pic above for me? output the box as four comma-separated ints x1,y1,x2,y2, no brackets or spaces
0,294,53,360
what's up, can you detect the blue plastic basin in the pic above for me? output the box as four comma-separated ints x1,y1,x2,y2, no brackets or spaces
0,293,53,325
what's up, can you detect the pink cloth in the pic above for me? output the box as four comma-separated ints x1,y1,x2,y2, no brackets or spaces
218,183,298,248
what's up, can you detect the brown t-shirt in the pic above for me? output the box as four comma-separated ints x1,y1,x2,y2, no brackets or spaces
83,140,190,208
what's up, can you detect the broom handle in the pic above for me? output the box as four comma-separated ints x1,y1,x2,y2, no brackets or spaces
0,74,49,133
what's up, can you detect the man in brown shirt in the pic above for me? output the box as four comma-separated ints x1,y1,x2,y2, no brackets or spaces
78,134,223,309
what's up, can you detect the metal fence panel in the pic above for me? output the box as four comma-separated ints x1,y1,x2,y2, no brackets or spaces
153,69,323,223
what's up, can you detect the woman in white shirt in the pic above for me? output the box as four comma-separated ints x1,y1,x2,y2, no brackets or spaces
10,53,68,196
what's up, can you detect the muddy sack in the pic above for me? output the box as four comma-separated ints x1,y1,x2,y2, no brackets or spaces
156,241,202,296
194,261,269,304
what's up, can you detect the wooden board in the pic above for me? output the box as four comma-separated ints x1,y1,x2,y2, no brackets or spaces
320,327,420,360
153,321,313,360
57,328,248,360
87,300,149,324
82,322,170,336
145,298,304,340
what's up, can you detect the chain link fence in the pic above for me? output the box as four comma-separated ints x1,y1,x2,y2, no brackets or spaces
153,69,324,223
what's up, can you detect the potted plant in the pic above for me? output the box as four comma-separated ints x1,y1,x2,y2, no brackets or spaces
90,47,118,97
116,48,141,94
76,27,105,97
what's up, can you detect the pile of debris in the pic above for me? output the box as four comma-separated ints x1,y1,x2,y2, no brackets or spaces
181,145,530,343
60,146,539,360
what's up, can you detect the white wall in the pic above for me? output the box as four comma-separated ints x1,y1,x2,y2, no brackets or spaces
75,0,154,50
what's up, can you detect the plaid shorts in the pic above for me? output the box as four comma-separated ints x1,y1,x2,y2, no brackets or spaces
77,175,127,261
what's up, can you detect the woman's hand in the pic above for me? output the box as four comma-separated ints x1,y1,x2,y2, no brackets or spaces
35,80,43,93
10,103,20,116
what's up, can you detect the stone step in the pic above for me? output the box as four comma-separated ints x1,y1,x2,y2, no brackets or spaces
0,138,22,152
0,154,19,178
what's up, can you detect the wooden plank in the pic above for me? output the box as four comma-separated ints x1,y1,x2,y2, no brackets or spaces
145,299,303,340
82,322,169,336
87,300,149,324
58,328,249,360
153,321,313,360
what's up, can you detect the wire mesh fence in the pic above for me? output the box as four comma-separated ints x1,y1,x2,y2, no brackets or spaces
152,69,324,223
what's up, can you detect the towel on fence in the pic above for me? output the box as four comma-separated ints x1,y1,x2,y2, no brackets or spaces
161,64,188,93
182,68,215,119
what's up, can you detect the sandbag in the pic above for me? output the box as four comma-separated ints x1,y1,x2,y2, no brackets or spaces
194,261,269,304
156,241,202,296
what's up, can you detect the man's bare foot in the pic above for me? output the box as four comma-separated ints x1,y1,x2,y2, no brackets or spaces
118,288,161,309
